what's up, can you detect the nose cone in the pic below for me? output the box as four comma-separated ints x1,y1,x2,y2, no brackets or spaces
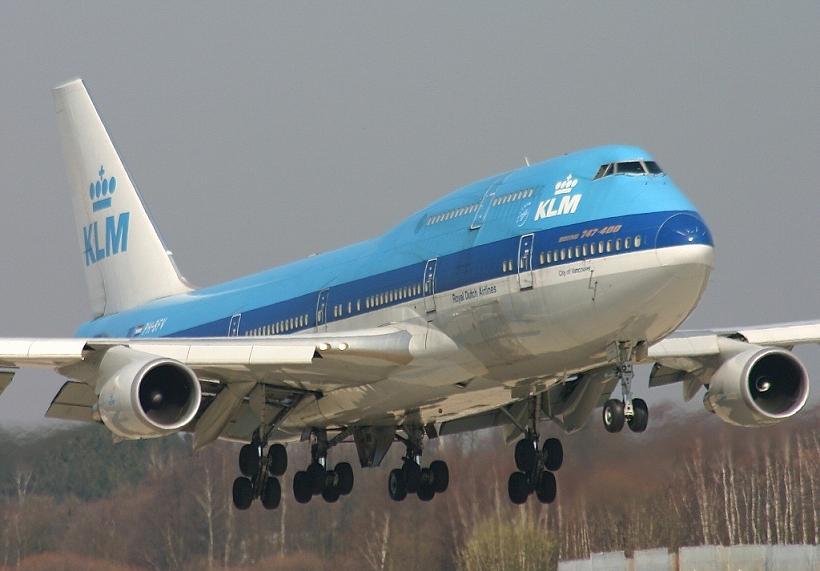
657,212,713,248
656,213,716,271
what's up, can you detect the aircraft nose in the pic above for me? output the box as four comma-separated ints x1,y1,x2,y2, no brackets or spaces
656,212,715,270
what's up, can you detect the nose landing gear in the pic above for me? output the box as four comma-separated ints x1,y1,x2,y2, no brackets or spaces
602,350,650,433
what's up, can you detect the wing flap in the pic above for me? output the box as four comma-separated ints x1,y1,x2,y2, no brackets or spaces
44,381,98,423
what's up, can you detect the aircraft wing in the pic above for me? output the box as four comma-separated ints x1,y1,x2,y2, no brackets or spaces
0,325,424,445
646,319,820,399
0,326,415,389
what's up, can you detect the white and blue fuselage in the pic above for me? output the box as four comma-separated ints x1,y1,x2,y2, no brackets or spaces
74,145,714,431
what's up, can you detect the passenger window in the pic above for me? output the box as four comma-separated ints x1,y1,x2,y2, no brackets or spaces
582,244,588,257
615,238,622,251
560,249,566,261
606,240,612,253
625,237,631,249
575,245,581,258
634,235,642,248
590,242,597,255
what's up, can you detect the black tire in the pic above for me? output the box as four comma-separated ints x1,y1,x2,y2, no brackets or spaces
232,477,254,510
515,438,537,472
388,468,407,501
627,398,649,433
238,444,260,478
430,460,449,493
508,471,529,504
417,480,435,502
335,462,354,495
306,462,326,495
535,471,557,504
603,399,625,433
542,438,563,471
403,461,421,493
261,477,281,510
322,482,341,503
293,471,312,504
267,444,288,476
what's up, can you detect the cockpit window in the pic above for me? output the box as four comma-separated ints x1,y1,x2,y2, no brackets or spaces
615,161,645,175
645,160,663,174
593,159,664,180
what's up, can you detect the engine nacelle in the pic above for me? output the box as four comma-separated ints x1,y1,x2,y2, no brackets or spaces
96,346,201,439
703,345,809,427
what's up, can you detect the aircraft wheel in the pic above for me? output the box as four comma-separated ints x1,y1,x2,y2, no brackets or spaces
293,470,312,504
417,477,435,502
321,481,341,503
306,462,325,495
515,438,537,472
335,462,354,495
627,398,649,433
508,471,529,504
542,438,563,471
260,477,281,510
238,444,260,478
232,477,254,510
430,460,449,493
603,399,625,433
388,468,407,501
267,444,288,476
535,471,557,504
403,460,421,493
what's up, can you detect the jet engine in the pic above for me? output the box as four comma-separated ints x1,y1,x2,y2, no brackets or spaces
95,346,201,439
703,345,809,427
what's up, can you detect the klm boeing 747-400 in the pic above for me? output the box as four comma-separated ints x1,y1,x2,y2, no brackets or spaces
0,79,816,508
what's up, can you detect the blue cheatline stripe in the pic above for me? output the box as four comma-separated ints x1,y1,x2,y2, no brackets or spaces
80,209,711,339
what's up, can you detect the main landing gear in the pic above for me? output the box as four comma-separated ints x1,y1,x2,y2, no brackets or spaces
388,426,449,502
232,437,288,510
292,429,354,504
602,357,649,433
507,398,563,504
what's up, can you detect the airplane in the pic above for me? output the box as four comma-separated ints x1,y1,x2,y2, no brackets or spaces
0,79,815,510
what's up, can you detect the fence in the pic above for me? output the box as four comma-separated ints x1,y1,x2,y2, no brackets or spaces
558,544,819,571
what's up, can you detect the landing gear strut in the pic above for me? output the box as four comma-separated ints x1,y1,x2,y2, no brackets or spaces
602,346,649,433
292,429,354,504
507,396,563,504
232,436,288,510
388,426,449,502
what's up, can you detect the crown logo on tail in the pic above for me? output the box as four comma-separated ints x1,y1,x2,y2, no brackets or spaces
89,165,117,212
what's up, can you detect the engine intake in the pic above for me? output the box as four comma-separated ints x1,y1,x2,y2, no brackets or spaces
704,345,809,427
96,347,201,438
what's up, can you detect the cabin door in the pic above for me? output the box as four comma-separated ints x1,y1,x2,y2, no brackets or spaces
228,313,242,336
423,259,438,313
518,233,534,290
316,289,330,331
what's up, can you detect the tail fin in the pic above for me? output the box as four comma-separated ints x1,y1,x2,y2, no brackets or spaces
53,79,192,317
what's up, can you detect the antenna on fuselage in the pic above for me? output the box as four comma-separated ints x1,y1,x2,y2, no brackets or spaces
524,156,530,167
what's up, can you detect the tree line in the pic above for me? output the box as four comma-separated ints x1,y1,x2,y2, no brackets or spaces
0,403,816,571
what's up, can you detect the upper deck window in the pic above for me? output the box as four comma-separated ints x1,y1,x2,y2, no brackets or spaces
593,160,665,180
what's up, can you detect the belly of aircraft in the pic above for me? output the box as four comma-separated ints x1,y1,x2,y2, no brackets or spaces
283,244,713,430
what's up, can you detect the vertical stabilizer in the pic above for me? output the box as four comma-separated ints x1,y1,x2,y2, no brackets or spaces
53,79,192,317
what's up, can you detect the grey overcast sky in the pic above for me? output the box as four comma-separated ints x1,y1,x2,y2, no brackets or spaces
0,2,817,426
